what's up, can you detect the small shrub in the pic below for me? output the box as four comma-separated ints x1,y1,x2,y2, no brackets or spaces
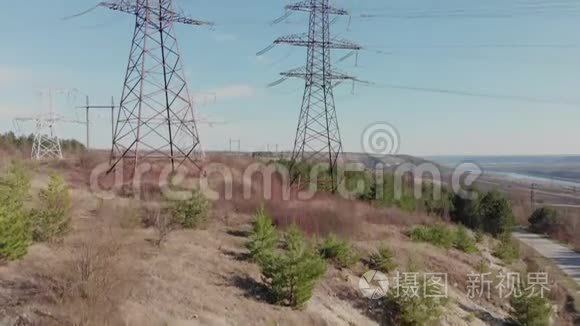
397,194,417,213
30,174,72,242
453,227,477,254
528,207,559,235
0,163,30,203
246,207,278,261
368,244,398,273
464,313,476,323
494,233,520,264
48,231,131,325
319,233,358,268
170,189,210,229
386,276,446,325
474,229,484,243
260,226,326,308
0,163,31,261
409,224,454,249
119,203,142,229
510,285,552,326
476,259,491,274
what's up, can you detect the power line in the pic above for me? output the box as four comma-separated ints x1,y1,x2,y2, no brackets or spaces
352,1,580,15
349,1,580,20
360,82,580,107
363,43,580,50
61,4,100,21
362,48,576,66
76,96,117,150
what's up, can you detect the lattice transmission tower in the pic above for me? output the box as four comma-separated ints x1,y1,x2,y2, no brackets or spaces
98,0,212,174
14,89,84,160
15,113,64,160
267,0,361,190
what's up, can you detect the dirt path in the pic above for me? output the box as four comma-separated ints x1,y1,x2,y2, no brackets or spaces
513,231,580,285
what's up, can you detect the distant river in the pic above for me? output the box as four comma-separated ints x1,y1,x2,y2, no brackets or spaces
483,170,580,189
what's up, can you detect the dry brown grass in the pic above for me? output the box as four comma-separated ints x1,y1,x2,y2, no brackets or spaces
0,144,30,160
510,196,533,225
266,197,363,237
7,153,576,325
511,196,580,251
37,229,135,326
557,214,580,250
520,244,580,324
77,151,108,172
201,156,437,238
533,210,580,251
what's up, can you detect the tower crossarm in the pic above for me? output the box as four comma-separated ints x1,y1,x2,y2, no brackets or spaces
274,34,361,50
281,67,356,80
14,115,85,125
286,1,349,15
99,1,213,26
13,117,37,122
99,1,135,14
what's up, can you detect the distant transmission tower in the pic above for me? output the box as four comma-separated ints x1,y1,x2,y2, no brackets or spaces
15,112,65,161
31,114,63,160
14,89,84,160
267,0,361,190
99,0,212,174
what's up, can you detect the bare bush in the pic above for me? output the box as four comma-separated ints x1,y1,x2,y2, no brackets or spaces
266,197,363,237
152,208,174,248
77,151,108,172
40,231,133,326
118,201,143,229
364,206,433,228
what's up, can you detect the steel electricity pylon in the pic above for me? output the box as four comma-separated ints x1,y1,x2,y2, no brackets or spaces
99,0,212,174
267,0,361,190
15,113,64,160
14,89,84,160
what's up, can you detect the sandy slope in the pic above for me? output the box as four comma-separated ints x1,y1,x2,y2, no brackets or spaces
0,165,520,326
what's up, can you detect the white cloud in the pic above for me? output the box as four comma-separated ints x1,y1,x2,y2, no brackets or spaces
255,54,273,65
0,66,29,86
213,85,256,99
0,105,33,120
213,32,237,43
193,84,256,105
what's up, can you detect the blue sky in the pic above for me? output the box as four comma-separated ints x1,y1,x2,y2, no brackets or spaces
1,0,580,156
